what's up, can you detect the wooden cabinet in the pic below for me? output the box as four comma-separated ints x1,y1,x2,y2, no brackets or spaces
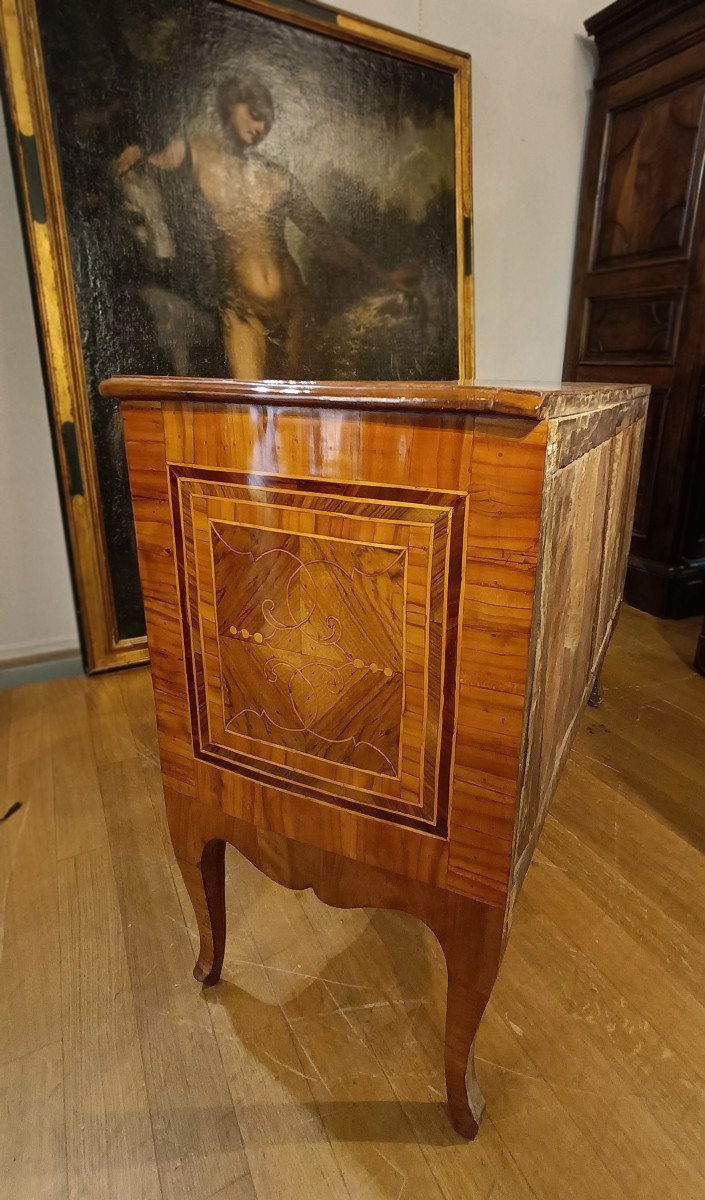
696,612,705,673
101,374,647,1138
564,0,705,617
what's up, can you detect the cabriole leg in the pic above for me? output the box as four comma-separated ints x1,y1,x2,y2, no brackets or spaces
588,671,603,707
177,838,226,986
441,900,504,1139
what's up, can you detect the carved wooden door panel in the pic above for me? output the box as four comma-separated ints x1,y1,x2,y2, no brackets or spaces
593,83,705,266
564,32,705,616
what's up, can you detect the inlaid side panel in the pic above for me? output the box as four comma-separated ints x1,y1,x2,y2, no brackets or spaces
171,467,466,836
538,443,612,797
593,418,646,664
123,400,553,909
511,409,647,901
510,440,610,888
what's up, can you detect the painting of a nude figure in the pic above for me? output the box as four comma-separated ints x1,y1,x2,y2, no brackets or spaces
40,0,465,385
116,69,435,381
4,0,471,653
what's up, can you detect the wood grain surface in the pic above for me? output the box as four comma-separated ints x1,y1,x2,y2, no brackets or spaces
103,376,649,1137
101,373,649,419
511,399,647,904
1,607,704,1197
563,1,705,619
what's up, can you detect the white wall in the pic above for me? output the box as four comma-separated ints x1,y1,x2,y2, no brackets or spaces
0,0,595,662
346,0,597,379
0,118,80,662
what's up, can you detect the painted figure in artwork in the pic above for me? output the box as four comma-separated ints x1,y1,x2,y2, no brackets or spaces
115,73,418,379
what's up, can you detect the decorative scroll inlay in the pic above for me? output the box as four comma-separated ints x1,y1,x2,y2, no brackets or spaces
229,625,394,678
170,466,467,836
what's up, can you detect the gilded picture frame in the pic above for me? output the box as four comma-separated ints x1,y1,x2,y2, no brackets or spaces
0,0,474,671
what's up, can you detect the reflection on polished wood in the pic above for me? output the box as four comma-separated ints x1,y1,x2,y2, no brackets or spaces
1,608,705,1198
100,375,648,1139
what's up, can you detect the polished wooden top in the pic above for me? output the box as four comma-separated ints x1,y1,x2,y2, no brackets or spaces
100,375,648,420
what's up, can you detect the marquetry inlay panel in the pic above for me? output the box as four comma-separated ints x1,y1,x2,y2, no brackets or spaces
214,523,405,774
170,466,468,836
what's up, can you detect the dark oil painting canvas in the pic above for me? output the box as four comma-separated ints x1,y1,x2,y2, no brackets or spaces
31,0,461,641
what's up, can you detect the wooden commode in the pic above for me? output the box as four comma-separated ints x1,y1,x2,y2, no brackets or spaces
100,375,648,1138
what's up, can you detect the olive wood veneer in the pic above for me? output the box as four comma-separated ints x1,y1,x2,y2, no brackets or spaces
100,374,649,1138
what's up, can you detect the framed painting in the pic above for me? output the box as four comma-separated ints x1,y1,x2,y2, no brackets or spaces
0,0,473,671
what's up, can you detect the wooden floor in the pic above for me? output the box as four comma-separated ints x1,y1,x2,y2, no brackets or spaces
1,605,704,1200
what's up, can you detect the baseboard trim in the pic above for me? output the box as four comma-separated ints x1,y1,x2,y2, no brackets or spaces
0,649,84,692
625,556,705,618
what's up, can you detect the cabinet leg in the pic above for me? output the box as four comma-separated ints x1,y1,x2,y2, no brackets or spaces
442,901,504,1139
588,670,603,707
177,839,226,986
694,616,705,677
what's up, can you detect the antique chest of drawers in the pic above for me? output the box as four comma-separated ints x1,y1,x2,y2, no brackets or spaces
101,375,648,1137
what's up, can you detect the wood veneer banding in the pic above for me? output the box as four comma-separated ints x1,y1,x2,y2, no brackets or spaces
102,373,648,1138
